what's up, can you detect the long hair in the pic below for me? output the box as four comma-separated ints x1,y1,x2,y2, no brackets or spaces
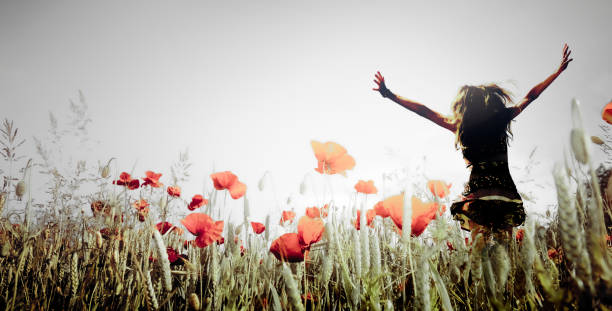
451,84,514,150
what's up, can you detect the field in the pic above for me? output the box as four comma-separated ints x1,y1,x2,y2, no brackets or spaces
0,100,611,310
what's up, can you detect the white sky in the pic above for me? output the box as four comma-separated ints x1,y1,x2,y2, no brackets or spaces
1,0,611,223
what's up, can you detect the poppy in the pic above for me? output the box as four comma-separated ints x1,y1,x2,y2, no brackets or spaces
210,171,247,200
269,233,306,263
320,204,330,218
447,241,455,251
305,206,321,218
547,248,558,259
251,222,266,234
602,100,612,125
297,216,325,247
427,180,452,199
142,170,163,188
90,200,109,215
311,140,356,176
354,209,375,230
216,236,225,245
137,208,149,222
181,213,224,248
355,180,378,194
280,210,296,225
99,228,121,240
167,186,181,197
386,194,444,236
156,222,182,235
132,199,149,211
166,247,188,265
515,229,524,243
188,194,208,211
373,201,390,218
113,172,140,190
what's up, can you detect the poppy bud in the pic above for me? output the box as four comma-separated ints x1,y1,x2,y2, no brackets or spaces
159,195,167,210
188,293,201,311
591,136,604,145
1,242,10,257
234,225,242,236
15,181,25,200
101,165,110,179
571,128,589,164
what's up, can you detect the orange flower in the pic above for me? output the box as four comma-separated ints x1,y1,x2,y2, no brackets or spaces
181,213,224,248
188,194,208,211
427,180,452,199
251,222,266,234
269,233,306,262
210,171,247,199
142,170,163,188
386,194,443,236
167,186,181,197
305,207,321,218
113,172,140,190
602,100,612,125
311,140,356,176
355,180,378,194
297,216,325,247
354,209,375,230
132,199,149,211
280,210,296,225
373,201,390,218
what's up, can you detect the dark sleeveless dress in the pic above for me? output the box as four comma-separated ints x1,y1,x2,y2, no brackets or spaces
450,112,526,232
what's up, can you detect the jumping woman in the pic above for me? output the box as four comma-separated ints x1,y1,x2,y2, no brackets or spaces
373,44,573,244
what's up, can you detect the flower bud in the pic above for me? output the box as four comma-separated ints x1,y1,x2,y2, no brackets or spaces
101,165,110,179
591,136,604,145
15,181,25,200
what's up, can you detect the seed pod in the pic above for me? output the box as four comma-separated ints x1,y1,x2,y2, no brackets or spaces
188,293,201,311
15,181,26,200
101,165,110,179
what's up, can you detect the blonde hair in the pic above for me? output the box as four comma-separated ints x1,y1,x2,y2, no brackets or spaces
451,84,514,150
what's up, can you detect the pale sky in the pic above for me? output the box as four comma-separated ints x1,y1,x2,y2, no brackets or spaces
1,0,611,223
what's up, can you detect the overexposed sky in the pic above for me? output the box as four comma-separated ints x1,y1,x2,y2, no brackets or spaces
1,0,611,222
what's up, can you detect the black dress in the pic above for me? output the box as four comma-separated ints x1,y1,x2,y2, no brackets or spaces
450,117,526,232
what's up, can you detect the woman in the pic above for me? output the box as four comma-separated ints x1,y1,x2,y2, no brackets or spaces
373,44,573,243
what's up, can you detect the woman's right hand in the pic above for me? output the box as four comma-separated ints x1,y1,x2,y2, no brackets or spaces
373,71,392,98
557,43,573,74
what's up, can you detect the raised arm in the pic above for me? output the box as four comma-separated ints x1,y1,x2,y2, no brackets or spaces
373,71,456,133
510,44,573,119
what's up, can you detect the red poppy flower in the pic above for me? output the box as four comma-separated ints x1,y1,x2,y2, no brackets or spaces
311,140,356,176
321,204,329,218
100,228,121,240
280,210,296,225
210,171,247,199
269,233,306,263
547,248,558,259
138,208,149,222
113,172,140,190
354,209,375,230
355,180,378,194
447,241,455,251
386,194,443,237
297,216,324,247
427,180,452,199
515,229,524,243
602,100,612,125
142,170,163,188
156,222,174,235
181,213,224,248
166,247,182,264
251,222,266,234
167,186,181,197
305,207,321,218
373,201,390,218
188,194,208,211
216,236,225,245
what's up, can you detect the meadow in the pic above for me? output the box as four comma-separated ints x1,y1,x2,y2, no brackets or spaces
0,98,611,310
